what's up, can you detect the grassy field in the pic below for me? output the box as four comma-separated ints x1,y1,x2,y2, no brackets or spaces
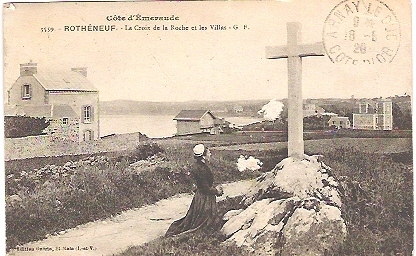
169,129,411,146
5,141,260,250
118,138,413,255
212,137,412,154
5,137,413,254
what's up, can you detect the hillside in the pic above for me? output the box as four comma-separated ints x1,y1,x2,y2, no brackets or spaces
99,99,270,117
99,96,411,123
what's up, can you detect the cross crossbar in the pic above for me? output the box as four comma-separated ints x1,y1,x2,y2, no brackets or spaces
266,42,325,59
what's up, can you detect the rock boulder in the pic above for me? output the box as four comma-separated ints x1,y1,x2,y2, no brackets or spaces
221,155,346,255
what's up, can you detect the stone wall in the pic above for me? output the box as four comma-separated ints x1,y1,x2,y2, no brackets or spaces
4,132,146,160
45,117,79,142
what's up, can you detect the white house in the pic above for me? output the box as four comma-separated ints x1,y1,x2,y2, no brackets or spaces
353,99,393,130
328,116,351,129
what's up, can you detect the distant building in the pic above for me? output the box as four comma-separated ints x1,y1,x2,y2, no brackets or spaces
233,105,244,113
5,61,99,142
353,99,393,130
303,103,325,117
214,117,231,134
173,110,221,135
328,116,351,129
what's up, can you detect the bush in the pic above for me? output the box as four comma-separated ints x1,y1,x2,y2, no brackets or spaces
5,116,50,138
303,115,332,130
5,143,164,196
323,147,413,255
5,142,164,179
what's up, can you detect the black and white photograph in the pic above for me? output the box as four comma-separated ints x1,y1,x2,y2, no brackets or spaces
3,0,413,255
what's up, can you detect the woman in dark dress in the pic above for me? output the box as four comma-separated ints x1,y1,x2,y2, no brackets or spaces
165,144,223,237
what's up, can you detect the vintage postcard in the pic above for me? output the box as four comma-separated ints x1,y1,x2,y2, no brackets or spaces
3,0,412,255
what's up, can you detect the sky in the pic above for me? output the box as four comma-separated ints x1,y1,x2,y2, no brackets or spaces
3,0,412,102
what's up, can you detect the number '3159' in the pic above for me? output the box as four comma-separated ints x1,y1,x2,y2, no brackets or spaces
41,27,54,32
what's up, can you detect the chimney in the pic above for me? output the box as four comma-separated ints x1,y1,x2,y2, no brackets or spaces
71,67,87,77
20,60,37,76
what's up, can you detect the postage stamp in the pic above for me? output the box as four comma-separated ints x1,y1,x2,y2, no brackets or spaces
323,0,401,64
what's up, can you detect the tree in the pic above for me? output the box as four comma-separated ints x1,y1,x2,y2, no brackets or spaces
392,103,412,130
304,115,331,130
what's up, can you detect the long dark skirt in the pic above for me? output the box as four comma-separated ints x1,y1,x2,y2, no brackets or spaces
165,190,221,237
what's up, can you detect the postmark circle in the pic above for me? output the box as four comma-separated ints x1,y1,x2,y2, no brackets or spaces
323,0,401,64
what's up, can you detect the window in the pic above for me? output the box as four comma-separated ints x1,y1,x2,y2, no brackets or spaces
83,130,93,141
360,104,367,113
340,121,343,125
22,84,31,99
385,103,391,114
375,103,383,114
62,117,68,125
82,105,92,123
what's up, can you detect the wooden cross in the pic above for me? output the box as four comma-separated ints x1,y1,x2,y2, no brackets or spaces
266,22,325,158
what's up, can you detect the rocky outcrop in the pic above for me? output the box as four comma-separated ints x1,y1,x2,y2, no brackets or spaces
221,155,346,255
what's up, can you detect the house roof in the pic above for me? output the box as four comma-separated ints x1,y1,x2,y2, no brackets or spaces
4,105,27,116
173,110,215,121
358,98,392,106
320,112,338,116
329,116,350,121
52,104,78,118
33,71,98,92
20,105,53,118
4,104,77,118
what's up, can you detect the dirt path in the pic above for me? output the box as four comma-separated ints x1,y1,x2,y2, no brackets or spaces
8,180,255,256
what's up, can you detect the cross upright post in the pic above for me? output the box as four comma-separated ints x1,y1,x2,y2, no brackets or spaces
266,22,325,159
